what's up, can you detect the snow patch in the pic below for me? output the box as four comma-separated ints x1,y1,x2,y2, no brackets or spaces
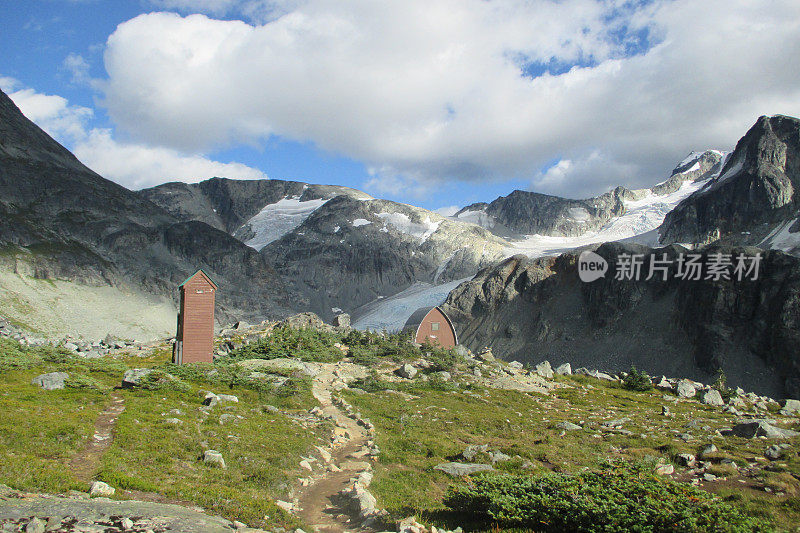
567,207,591,222
456,209,495,229
762,218,800,252
240,196,329,250
352,278,468,332
375,212,441,243
508,178,707,258
352,218,372,227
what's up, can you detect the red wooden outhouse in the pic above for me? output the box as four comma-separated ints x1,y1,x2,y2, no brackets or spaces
174,270,217,364
403,306,458,348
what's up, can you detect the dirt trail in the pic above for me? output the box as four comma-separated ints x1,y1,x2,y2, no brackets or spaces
69,392,125,484
296,365,374,533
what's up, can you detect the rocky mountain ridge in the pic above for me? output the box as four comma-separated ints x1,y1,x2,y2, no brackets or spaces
0,88,293,333
442,241,800,399
454,150,724,239
660,115,800,251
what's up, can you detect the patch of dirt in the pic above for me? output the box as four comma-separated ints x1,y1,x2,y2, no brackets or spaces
68,392,125,484
295,365,374,533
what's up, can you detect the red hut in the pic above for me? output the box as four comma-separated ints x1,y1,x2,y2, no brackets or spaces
174,270,217,364
403,306,458,348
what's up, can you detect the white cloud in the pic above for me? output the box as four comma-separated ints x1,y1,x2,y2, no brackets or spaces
6,82,265,189
97,0,800,198
63,53,91,84
73,129,264,188
434,205,460,217
8,87,93,143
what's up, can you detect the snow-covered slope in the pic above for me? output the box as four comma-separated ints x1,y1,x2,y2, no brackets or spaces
351,278,468,332
505,176,711,257
236,196,330,250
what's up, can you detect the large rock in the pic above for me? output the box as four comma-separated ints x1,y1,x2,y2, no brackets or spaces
332,313,351,328
780,399,800,413
203,450,227,469
702,389,725,406
89,481,115,498
122,368,153,388
31,372,68,390
395,364,417,379
534,361,553,379
676,380,697,399
433,462,494,476
730,420,800,439
554,363,572,375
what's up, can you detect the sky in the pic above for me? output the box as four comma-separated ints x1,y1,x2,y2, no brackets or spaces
1,0,799,213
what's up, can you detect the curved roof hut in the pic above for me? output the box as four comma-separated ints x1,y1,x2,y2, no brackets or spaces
403,306,458,348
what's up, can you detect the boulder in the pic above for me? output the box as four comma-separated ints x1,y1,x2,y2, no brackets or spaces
556,421,582,431
202,392,220,407
702,389,725,406
780,399,800,413
508,361,524,371
764,445,785,460
434,462,494,476
676,453,696,467
454,345,470,357
461,444,489,461
31,372,68,390
203,450,226,469
333,314,351,328
534,360,553,379
121,368,153,388
676,380,697,398
554,363,572,375
731,420,800,439
217,394,239,403
89,481,115,497
63,342,78,352
395,364,417,379
280,312,325,330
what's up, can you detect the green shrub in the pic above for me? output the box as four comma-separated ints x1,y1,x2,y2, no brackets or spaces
0,337,73,374
713,370,735,403
622,366,653,392
227,326,344,362
351,371,394,393
137,369,191,392
65,374,105,390
443,463,770,532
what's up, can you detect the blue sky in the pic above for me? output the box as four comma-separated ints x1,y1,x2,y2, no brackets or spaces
2,0,799,212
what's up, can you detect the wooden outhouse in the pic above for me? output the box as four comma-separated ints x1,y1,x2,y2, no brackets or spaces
174,270,217,364
403,306,458,348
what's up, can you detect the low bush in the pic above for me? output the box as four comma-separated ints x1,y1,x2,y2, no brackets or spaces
65,374,105,390
443,463,769,532
0,337,72,374
227,326,344,362
623,366,653,392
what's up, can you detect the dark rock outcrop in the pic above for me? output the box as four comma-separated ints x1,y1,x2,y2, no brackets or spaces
0,88,291,324
443,242,800,398
660,115,800,247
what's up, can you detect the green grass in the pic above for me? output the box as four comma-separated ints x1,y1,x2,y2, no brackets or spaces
0,335,324,530
345,371,800,531
99,384,322,529
0,368,109,493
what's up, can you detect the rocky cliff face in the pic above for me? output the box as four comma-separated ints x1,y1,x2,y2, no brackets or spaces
660,115,800,249
264,195,510,320
443,242,800,399
0,88,292,326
